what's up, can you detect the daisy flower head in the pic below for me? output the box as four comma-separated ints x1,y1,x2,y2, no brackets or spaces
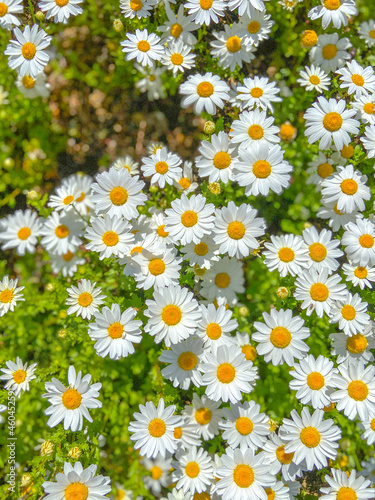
331,143,355,164
50,250,85,278
238,8,274,46
159,336,205,390
228,0,269,15
88,303,142,360
121,29,164,67
215,447,275,500
201,344,258,404
289,354,337,409
182,393,223,440
304,97,359,151
179,72,230,115
359,19,375,47
66,279,106,320
172,447,214,495
235,332,257,362
280,407,341,471
48,183,81,213
362,124,375,158
144,285,201,347
229,108,280,151
237,76,282,113
263,234,308,278
91,167,147,220
200,256,245,306
279,0,302,11
309,33,351,73
0,209,41,255
149,208,174,245
320,468,374,500
38,0,83,23
112,155,140,175
184,0,226,26
360,417,375,446
196,131,238,184
172,417,202,450
352,95,375,125
262,434,304,481
15,71,50,99
158,5,198,46
141,147,182,188
342,219,375,267
181,234,220,270
5,25,52,78
161,40,196,76
329,324,375,366
306,152,334,188
0,276,24,317
63,173,94,216
220,400,270,452
128,398,181,458
210,25,255,72
253,308,310,366
43,366,102,432
43,462,111,500
40,211,85,255
142,455,172,494
336,61,375,98
164,193,215,245
343,262,375,290
135,64,166,101
330,362,375,421
0,0,22,29
329,293,369,336
308,0,357,30
197,303,237,349
297,65,330,93
85,215,134,260
120,0,156,19
174,160,199,193
317,200,363,232
0,357,37,397
302,226,343,273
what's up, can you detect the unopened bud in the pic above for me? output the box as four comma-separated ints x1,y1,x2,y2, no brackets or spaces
27,190,39,201
113,19,124,32
238,306,249,317
35,11,45,21
208,182,221,195
276,286,288,299
203,121,215,135
68,446,82,459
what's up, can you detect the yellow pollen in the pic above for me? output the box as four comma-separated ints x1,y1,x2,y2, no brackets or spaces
233,464,254,488
341,304,356,320
341,144,354,158
276,445,294,464
108,322,124,339
310,283,329,301
248,124,264,140
346,333,367,354
248,21,260,33
171,53,183,65
199,0,213,8
323,112,342,132
227,221,246,240
213,151,231,170
18,227,31,240
170,23,182,38
364,103,375,115
148,258,166,276
77,292,93,307
179,177,191,189
322,44,338,60
307,372,325,390
62,388,82,410
278,247,295,262
215,272,230,288
130,246,143,255
300,427,321,447
206,323,222,340
323,402,336,412
110,187,128,205
324,0,340,9
148,418,167,437
301,30,318,47
22,42,37,60
0,2,8,15
337,487,357,500
65,483,88,500
195,242,209,256
371,419,375,431
181,210,198,227
309,75,320,85
56,0,69,5
347,380,369,401
317,162,334,178
266,489,276,500
280,124,296,141
197,81,214,97
340,179,358,195
352,74,365,86
63,195,74,205
13,369,27,384
194,494,210,500
150,466,163,480
250,87,263,98
102,231,119,247
235,417,254,435
63,251,74,262
186,462,200,478
309,242,327,262
217,363,236,383
161,305,182,326
76,191,85,202
253,160,271,178
130,0,143,10
174,426,183,439
22,75,36,88
55,224,70,238
270,327,292,348
369,30,375,39
242,344,257,361
354,266,368,279
178,351,198,371
157,225,169,237
226,36,241,53
359,234,374,248
155,161,169,174
195,407,212,425
137,40,150,52
148,75,156,82
334,204,343,214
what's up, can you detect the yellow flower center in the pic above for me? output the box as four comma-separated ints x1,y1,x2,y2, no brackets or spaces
324,0,340,9
301,30,318,47
55,224,70,238
77,292,93,307
194,494,210,500
215,272,230,288
340,179,358,195
0,2,8,15
18,227,31,240
62,388,82,410
65,483,89,500
22,42,37,60
300,427,321,447
171,23,183,38
310,283,329,301
199,0,213,8
130,0,143,10
266,489,276,500
161,305,182,325
280,124,296,141
178,351,198,371
195,242,209,256
364,103,375,114
13,369,27,384
227,221,246,240
56,0,69,5
157,225,169,237
130,246,143,256
137,40,150,52
174,426,183,439
371,419,375,431
155,161,169,174
306,372,325,390
270,327,292,348
235,417,254,435
181,210,198,227
309,242,327,262
148,258,166,276
359,234,374,248
248,124,264,140
150,466,163,480
102,231,119,247
341,144,354,158
248,21,260,33
76,191,85,202
253,160,271,178
233,464,254,488
278,247,295,262
250,87,263,98
322,44,338,60
63,195,74,205
148,418,166,437
334,204,343,214
108,322,124,339
323,112,343,132
317,162,334,178
242,344,257,361
323,402,336,412
354,266,368,279
216,363,236,383
369,30,375,39
22,75,36,88
346,333,367,353
63,251,74,262
206,323,222,340
186,462,200,478
351,74,364,86
110,187,128,205
347,380,369,401
171,53,183,65
213,151,231,169
179,177,191,189
337,488,357,500
341,304,356,320
195,407,212,425
226,36,241,53
309,75,320,85
197,81,214,97
276,445,294,464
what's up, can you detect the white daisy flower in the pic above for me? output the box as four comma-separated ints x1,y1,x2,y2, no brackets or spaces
42,365,102,432
148,208,174,245
235,332,257,362
179,72,230,115
196,131,238,184
63,173,94,216
210,25,255,72
294,269,347,318
142,455,172,495
297,65,330,93
161,488,190,500
121,29,165,67
330,324,375,366
141,147,182,188
352,95,375,125
161,40,196,76
308,0,357,30
330,362,375,421
317,200,363,232
91,167,147,220
342,219,375,267
174,160,199,193
40,211,85,255
128,398,181,458
337,61,375,98
158,5,198,46
320,468,374,500
362,124,375,158
197,304,237,349
0,0,22,28
263,234,308,277
0,276,24,317
181,235,220,270
306,152,335,190
172,417,202,450
289,354,337,409
343,262,375,289
184,0,226,26
0,357,36,397
280,407,341,471
50,250,85,278
237,76,282,112
230,108,280,151
164,193,215,245
85,215,134,260
359,418,375,446
159,336,205,390
182,393,223,440
329,293,369,336
200,256,245,306
253,308,310,366
264,482,292,500
66,279,106,320
43,461,111,499
237,8,274,46
359,20,375,47
302,226,343,273
48,183,81,213
172,447,214,495
5,25,52,78
38,0,83,23
15,71,50,98
88,303,142,360
112,155,140,175
201,344,258,404
144,285,201,347
262,433,304,481
135,64,166,101
309,33,351,73
0,209,41,255
228,0,268,15
220,400,270,452
120,0,156,19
